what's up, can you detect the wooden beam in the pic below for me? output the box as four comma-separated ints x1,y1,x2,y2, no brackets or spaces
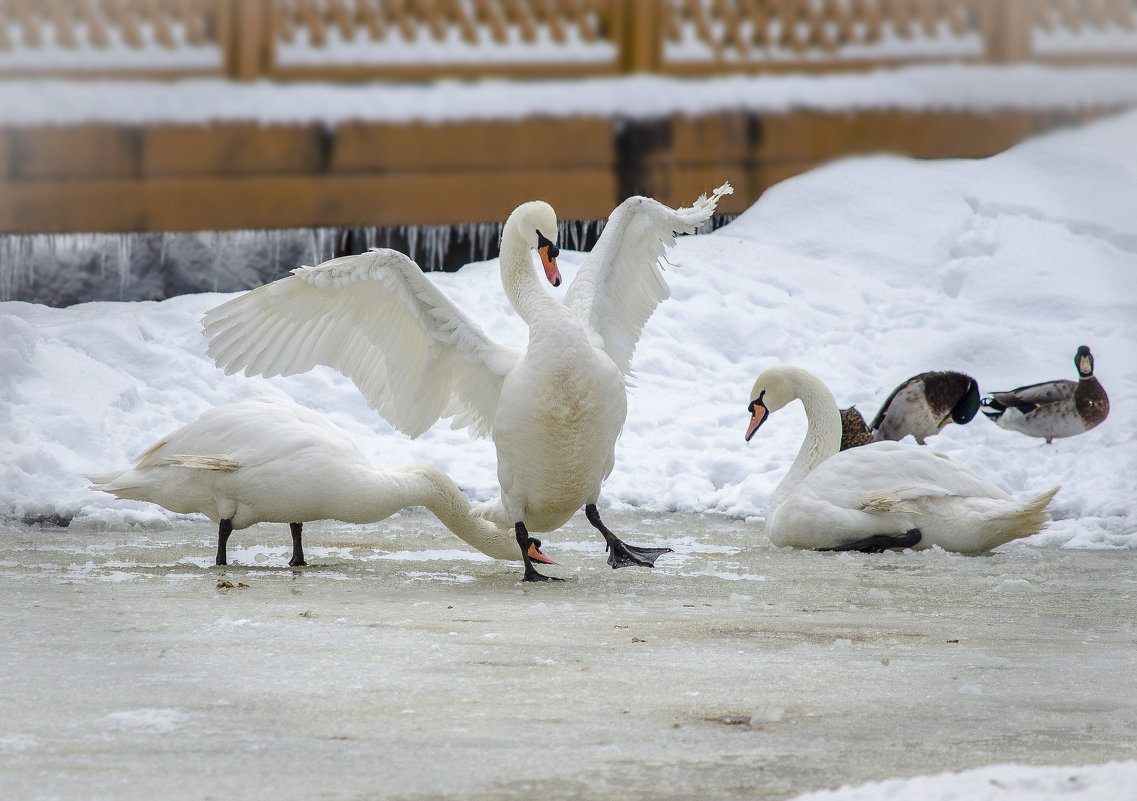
329,117,614,173
0,169,616,233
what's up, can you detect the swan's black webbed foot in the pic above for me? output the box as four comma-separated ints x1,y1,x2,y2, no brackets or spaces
817,528,922,553
585,504,672,569
288,522,307,567
515,522,562,582
607,541,674,569
215,519,233,566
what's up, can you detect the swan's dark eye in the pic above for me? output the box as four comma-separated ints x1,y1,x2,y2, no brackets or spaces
748,390,766,414
537,231,559,259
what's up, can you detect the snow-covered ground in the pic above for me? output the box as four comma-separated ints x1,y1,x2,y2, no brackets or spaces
2,99,1136,800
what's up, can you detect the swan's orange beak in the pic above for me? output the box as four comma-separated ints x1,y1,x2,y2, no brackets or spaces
539,245,561,288
527,541,557,565
745,401,768,442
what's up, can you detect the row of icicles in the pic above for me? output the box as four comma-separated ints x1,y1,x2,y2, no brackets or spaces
0,216,680,305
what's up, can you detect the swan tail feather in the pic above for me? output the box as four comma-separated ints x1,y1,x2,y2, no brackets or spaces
86,470,125,488
86,469,151,500
992,485,1060,545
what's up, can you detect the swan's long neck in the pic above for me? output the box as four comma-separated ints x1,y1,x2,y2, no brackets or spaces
360,464,521,561
769,371,843,512
499,221,557,327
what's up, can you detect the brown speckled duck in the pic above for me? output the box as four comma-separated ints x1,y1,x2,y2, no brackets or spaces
839,406,874,451
869,371,981,445
981,346,1109,444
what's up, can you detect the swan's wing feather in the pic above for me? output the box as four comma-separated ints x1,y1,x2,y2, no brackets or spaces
564,182,732,376
815,443,1010,508
160,454,240,472
203,250,518,438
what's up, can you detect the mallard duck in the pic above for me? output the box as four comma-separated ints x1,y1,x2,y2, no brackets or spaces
745,366,1058,554
88,397,556,568
869,371,980,444
839,406,874,450
981,346,1109,444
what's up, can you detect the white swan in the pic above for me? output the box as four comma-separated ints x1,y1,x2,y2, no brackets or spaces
745,366,1059,554
87,397,555,568
203,184,732,580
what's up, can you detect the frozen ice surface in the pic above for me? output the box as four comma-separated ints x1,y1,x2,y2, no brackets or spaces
2,511,1135,800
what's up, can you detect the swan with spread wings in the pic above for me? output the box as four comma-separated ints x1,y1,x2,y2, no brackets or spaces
203,184,731,580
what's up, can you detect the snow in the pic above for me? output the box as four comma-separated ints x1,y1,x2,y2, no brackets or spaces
789,762,1137,801
2,98,1137,800
1,63,1137,128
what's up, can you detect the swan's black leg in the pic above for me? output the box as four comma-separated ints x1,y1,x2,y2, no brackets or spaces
515,522,560,582
817,528,921,554
289,522,307,567
585,504,672,569
215,519,233,566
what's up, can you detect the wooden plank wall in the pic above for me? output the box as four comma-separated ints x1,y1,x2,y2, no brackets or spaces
0,105,1121,234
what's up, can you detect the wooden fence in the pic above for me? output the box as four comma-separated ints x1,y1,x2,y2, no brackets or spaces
2,1,1136,81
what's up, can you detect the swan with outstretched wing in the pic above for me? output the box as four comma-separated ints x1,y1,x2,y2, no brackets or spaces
204,184,731,580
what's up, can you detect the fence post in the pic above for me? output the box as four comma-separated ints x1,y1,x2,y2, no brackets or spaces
987,0,1033,62
621,0,661,73
229,0,269,80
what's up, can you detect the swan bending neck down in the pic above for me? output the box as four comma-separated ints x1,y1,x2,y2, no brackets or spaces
745,366,1059,554
203,183,732,580
88,398,554,568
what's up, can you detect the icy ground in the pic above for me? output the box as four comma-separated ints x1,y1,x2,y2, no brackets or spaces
2,511,1135,800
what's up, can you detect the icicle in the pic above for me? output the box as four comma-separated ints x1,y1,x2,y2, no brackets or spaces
427,225,450,272
0,236,11,301
118,234,133,298
307,229,318,267
212,231,224,292
402,225,419,265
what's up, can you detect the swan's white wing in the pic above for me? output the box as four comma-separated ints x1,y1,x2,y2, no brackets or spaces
564,182,732,376
816,442,1010,508
203,250,519,438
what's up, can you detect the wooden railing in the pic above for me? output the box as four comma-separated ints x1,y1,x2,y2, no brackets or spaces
1,1,1135,81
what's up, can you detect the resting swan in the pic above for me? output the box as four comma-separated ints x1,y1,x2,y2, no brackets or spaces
745,366,1059,554
87,397,555,568
203,184,732,580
